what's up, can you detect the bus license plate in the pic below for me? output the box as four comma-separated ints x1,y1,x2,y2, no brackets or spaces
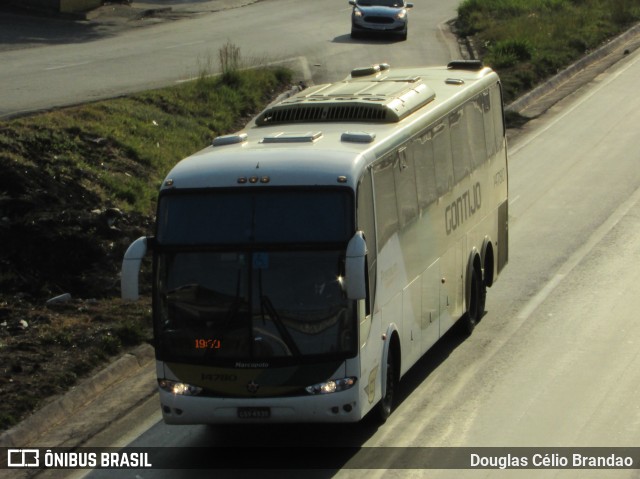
237,407,271,419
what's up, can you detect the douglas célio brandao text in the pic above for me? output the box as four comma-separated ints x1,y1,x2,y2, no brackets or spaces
470,453,634,469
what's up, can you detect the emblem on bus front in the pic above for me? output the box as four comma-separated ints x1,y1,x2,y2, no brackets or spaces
247,381,259,394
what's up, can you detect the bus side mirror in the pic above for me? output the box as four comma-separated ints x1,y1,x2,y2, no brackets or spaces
121,236,149,301
345,231,367,300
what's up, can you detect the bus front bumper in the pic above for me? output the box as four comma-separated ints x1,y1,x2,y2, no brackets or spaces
158,387,362,424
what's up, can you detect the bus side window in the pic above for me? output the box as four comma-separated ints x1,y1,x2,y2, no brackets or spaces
466,96,488,168
357,169,377,315
450,108,471,183
393,146,418,228
432,121,454,196
492,83,506,150
482,90,497,158
414,130,437,210
373,156,399,249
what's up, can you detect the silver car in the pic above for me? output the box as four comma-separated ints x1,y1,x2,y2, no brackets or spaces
349,0,414,41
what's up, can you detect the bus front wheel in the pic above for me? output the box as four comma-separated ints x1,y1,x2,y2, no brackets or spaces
376,347,398,423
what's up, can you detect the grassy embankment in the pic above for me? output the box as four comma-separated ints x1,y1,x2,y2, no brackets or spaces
2,63,291,221
457,0,640,105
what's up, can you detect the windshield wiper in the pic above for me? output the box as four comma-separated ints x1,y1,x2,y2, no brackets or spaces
260,295,301,357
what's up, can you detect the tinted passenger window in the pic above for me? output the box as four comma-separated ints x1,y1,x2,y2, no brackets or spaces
466,97,487,168
373,156,398,249
393,147,418,228
357,169,377,257
483,90,497,158
450,108,471,182
491,84,505,151
432,121,453,196
413,131,437,209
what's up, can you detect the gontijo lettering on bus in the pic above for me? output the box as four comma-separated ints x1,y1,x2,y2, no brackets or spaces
445,182,481,235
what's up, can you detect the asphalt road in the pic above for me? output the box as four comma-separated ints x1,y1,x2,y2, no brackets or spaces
0,0,460,118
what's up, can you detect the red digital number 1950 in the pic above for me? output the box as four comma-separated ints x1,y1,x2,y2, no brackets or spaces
195,339,222,349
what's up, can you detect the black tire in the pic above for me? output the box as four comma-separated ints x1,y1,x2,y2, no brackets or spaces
376,347,397,423
478,270,487,320
459,267,485,336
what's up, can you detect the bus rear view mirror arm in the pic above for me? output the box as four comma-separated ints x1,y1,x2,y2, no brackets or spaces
121,236,149,301
345,231,367,300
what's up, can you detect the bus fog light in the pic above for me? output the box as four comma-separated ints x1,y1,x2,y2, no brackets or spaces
159,379,203,396
305,377,356,395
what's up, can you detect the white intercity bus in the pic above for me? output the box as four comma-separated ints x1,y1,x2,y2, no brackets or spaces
121,61,508,424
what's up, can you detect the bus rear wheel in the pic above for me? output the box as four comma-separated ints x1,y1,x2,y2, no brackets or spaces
459,266,485,336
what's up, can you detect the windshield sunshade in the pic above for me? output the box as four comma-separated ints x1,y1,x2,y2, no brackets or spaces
157,189,352,245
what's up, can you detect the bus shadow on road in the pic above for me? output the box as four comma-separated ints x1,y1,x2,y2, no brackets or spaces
395,319,474,409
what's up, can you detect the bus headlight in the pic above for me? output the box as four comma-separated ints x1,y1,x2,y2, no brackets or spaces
158,379,203,396
305,377,356,395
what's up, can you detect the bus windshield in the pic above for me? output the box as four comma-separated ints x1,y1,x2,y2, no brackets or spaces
153,189,356,365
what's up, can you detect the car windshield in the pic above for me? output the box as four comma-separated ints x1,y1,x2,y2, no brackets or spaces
357,0,404,7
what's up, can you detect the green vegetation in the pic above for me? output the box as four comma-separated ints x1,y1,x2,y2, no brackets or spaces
1,66,292,218
0,56,292,299
0,298,153,431
457,0,640,102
